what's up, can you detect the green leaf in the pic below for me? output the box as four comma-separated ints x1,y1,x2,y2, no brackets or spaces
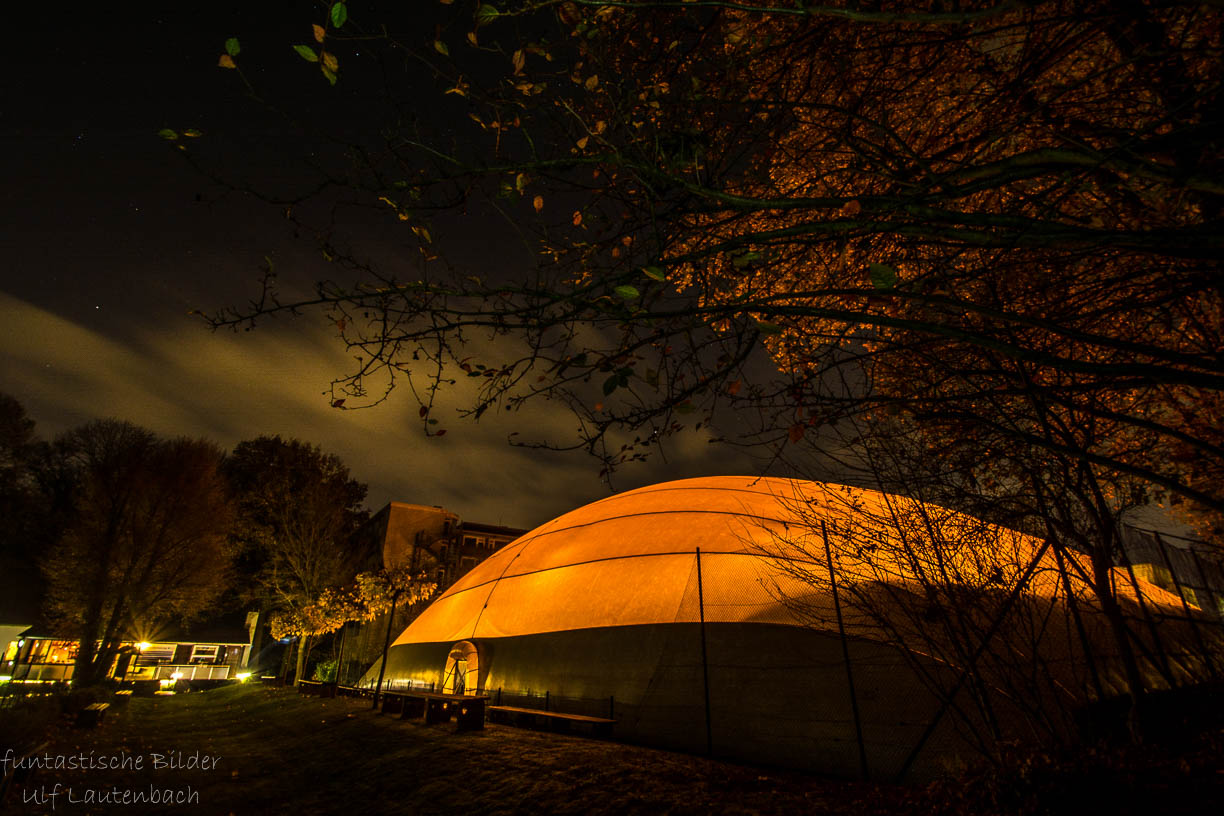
434,39,450,56
321,65,338,85
330,2,347,28
475,4,500,26
157,128,179,140
224,37,241,57
731,250,762,268
182,128,203,138
641,266,665,281
602,375,620,396
868,262,898,290
613,285,640,300
755,322,783,336
294,44,319,62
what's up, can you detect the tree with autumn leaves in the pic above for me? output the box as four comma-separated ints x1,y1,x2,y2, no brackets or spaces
223,435,370,683
268,563,436,690
199,0,1222,708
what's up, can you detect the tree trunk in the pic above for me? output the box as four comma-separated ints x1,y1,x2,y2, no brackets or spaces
72,619,101,687
335,622,349,686
293,634,310,686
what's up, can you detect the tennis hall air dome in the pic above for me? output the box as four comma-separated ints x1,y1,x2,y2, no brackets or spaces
362,476,1183,779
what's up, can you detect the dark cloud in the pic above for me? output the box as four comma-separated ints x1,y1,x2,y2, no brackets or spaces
2,291,769,529
0,3,786,533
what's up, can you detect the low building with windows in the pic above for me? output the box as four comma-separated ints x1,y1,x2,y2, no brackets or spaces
5,615,255,684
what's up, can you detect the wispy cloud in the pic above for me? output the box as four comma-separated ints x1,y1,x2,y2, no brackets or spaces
2,293,762,529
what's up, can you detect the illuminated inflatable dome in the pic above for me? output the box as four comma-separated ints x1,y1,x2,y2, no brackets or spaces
361,476,1179,778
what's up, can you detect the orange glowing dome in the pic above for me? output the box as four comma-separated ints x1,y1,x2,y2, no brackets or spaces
393,475,1085,646
365,476,1186,779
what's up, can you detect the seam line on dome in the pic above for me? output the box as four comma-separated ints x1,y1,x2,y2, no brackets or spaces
425,548,826,609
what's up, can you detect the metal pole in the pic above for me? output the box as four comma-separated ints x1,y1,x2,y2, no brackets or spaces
895,536,1053,783
1154,532,1217,678
822,520,869,781
1052,539,1106,701
1186,547,1222,624
696,547,713,756
373,594,399,709
1121,557,1175,685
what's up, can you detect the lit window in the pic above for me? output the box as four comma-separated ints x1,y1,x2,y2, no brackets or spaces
139,644,175,664
190,645,219,663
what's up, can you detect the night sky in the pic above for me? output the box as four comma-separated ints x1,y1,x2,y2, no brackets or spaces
2,4,772,529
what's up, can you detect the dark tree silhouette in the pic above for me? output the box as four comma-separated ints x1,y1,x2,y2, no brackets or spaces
223,435,370,682
43,421,234,687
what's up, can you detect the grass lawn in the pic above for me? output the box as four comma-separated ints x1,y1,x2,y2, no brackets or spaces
7,683,1222,814
8,683,886,815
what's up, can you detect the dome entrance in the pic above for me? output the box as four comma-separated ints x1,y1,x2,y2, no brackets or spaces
442,640,479,695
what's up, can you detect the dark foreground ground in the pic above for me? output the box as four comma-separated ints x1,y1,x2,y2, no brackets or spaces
3,683,1221,815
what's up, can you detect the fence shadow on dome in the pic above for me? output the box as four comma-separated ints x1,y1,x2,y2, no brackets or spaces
745,480,1224,779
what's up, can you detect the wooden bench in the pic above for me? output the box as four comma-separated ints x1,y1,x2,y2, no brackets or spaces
379,692,408,716
421,693,487,731
382,692,487,730
75,702,110,728
297,680,337,697
336,685,372,699
487,705,615,738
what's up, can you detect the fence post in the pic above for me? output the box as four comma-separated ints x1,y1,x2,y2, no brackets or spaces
609,695,614,720
822,520,869,781
1120,556,1176,685
1052,538,1106,701
696,547,712,756
896,536,1054,782
1187,547,1222,622
1154,532,1218,679
545,690,549,712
